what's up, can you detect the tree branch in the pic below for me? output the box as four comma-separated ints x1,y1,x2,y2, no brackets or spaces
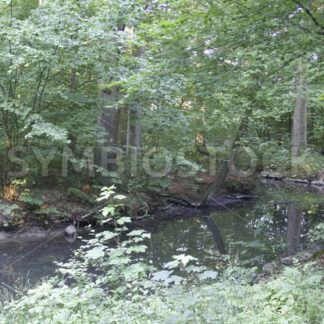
290,0,324,35
37,67,51,112
33,64,47,112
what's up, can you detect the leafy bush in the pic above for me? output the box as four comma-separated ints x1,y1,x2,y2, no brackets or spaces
261,145,291,172
0,202,21,228
291,151,324,181
18,190,43,210
0,261,322,323
307,223,324,246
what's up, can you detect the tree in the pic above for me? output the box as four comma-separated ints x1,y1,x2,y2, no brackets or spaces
292,62,308,157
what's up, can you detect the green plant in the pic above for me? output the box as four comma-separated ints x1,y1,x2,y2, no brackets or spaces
291,151,324,180
35,207,62,216
118,155,173,194
55,186,154,297
153,254,218,288
307,223,324,246
67,187,95,204
0,202,21,228
1,257,323,323
18,190,43,210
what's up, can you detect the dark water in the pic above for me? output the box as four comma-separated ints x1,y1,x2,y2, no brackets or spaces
146,182,324,269
0,182,323,285
0,236,80,285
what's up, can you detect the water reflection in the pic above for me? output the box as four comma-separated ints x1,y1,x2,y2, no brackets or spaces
286,205,303,256
199,209,226,254
146,185,324,269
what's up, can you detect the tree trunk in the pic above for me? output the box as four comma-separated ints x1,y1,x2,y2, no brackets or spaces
99,86,120,146
130,45,144,152
97,86,120,172
199,111,250,207
134,110,142,151
127,42,144,154
126,106,131,154
292,63,307,157
129,108,142,152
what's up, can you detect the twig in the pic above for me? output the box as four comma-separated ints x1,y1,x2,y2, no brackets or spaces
13,227,25,236
1,282,17,293
78,203,106,221
290,0,324,35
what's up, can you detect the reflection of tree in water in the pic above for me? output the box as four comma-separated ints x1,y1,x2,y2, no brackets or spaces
146,212,228,269
286,204,303,257
148,193,324,271
199,209,226,255
148,218,210,267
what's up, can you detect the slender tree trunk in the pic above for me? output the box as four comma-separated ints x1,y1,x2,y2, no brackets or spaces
129,109,142,152
126,43,144,154
292,63,307,157
134,110,142,151
97,86,120,173
129,45,144,153
126,106,131,154
200,110,250,207
99,86,120,145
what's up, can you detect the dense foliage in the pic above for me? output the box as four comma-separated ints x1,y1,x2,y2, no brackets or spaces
1,264,323,323
0,0,323,192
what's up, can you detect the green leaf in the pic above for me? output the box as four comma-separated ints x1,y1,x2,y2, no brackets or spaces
85,246,105,259
198,270,218,281
152,270,173,282
116,217,131,225
114,195,126,200
127,229,147,237
102,206,115,217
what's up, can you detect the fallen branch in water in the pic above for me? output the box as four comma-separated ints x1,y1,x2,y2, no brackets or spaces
161,194,199,207
13,227,26,236
77,203,106,221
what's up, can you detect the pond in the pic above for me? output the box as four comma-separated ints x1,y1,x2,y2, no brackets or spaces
146,182,324,269
0,181,323,286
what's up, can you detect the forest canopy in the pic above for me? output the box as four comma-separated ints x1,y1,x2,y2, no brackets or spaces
0,0,322,191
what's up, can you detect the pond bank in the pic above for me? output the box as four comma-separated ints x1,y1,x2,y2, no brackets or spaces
0,194,256,242
260,171,324,190
0,173,323,241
